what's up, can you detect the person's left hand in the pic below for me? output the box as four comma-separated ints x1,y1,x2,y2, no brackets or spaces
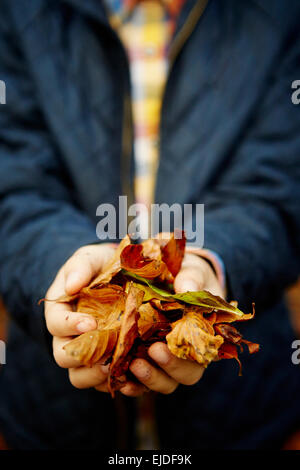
120,252,224,397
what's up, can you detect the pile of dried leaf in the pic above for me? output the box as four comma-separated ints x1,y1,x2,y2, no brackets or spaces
50,231,259,396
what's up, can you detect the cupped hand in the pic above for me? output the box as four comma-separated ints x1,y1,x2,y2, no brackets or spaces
45,244,118,392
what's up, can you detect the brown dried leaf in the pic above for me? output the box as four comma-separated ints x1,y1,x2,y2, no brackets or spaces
214,303,255,324
166,308,224,367
214,323,260,354
217,342,242,375
89,235,131,287
77,286,125,321
214,323,260,374
138,302,170,340
63,288,125,367
63,328,119,367
108,284,144,396
120,244,162,279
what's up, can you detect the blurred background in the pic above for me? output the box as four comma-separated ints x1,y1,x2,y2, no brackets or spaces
0,298,8,450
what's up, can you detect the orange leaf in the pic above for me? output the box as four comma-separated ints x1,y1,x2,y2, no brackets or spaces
120,244,162,279
166,308,224,367
77,287,125,321
108,283,144,396
160,229,186,277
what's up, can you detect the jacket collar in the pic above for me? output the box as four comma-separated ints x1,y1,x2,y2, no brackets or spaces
61,0,199,30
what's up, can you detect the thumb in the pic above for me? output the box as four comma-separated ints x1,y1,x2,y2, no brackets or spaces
64,244,116,295
174,267,205,293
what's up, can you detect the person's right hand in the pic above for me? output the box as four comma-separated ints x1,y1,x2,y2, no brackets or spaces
44,244,148,396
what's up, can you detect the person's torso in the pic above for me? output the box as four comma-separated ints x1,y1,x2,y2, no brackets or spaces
8,0,295,217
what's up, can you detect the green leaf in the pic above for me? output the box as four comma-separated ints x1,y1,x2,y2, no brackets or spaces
122,270,244,316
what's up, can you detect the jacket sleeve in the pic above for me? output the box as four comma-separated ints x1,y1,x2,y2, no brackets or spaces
203,26,300,311
0,6,99,346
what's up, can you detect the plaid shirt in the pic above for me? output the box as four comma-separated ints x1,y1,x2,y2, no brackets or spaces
104,0,185,238
104,0,226,290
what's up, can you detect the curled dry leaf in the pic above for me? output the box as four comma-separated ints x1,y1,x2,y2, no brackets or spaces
108,284,144,396
160,229,186,277
120,244,163,279
141,238,162,260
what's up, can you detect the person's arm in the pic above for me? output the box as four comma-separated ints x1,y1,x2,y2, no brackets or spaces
0,4,100,348
199,25,300,311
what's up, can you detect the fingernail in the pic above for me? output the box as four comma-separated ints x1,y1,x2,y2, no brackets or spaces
66,272,81,292
76,319,96,333
179,280,199,292
150,345,170,365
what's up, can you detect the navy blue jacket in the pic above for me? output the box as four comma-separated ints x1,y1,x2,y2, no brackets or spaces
0,0,300,449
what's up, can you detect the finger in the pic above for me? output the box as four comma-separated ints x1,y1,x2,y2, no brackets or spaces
45,305,97,337
69,363,109,389
64,244,116,295
148,342,205,386
129,359,178,395
120,381,149,397
53,336,85,368
175,254,224,297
